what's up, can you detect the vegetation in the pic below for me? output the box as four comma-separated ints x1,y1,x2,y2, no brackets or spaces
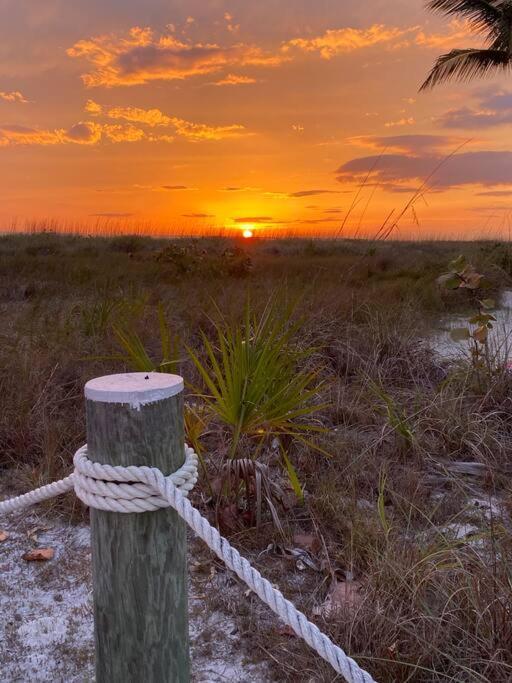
2,232,512,681
420,0,512,90
438,255,500,383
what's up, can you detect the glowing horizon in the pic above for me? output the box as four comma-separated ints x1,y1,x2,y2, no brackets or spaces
1,2,512,239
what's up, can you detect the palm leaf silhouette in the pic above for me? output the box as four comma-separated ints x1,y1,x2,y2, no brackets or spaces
420,0,512,89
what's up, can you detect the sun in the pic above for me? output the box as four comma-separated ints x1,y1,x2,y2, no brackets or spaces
240,222,255,238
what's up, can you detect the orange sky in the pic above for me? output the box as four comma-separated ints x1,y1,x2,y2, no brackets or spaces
2,1,512,238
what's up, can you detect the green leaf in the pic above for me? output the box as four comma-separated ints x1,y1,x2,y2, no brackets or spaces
450,327,470,341
437,273,461,289
480,298,495,310
449,255,466,272
281,447,304,503
469,313,495,325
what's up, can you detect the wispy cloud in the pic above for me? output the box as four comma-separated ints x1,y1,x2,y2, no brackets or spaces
172,118,246,141
91,212,134,217
284,20,477,59
91,104,248,141
102,123,146,142
67,26,287,88
0,122,102,146
214,74,257,86
233,215,274,223
0,120,158,147
67,20,482,94
384,117,415,128
288,189,339,197
437,91,512,129
348,134,464,155
477,189,512,197
161,185,196,191
284,25,417,58
220,186,260,192
0,90,28,104
84,99,103,115
414,20,477,50
336,150,512,190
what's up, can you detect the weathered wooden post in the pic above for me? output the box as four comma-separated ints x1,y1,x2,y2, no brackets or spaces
85,372,190,683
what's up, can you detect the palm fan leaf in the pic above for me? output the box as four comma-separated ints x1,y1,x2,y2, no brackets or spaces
420,48,510,90
426,0,502,33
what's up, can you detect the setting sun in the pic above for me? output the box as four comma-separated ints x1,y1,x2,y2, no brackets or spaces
242,228,254,239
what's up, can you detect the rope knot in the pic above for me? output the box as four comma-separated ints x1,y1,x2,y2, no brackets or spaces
73,445,198,513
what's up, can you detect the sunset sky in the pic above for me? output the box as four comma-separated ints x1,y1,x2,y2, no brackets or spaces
2,0,512,238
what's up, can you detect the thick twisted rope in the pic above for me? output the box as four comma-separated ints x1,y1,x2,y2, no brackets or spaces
0,445,198,515
0,446,377,683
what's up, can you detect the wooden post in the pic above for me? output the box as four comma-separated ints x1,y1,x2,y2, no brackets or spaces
85,372,190,683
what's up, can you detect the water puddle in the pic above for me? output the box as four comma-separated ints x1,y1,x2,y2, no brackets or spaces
431,290,512,361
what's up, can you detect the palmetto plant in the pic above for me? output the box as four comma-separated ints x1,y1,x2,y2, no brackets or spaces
420,0,512,90
186,300,327,529
108,299,326,526
187,301,326,465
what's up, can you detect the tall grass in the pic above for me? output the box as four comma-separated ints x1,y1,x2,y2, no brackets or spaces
2,233,512,679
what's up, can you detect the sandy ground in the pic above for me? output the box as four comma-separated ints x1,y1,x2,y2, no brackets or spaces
0,505,273,683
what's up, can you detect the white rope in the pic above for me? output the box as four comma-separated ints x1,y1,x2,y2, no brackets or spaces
0,445,198,515
0,445,377,683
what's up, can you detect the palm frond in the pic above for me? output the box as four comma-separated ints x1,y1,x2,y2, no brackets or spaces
427,0,502,33
419,48,509,90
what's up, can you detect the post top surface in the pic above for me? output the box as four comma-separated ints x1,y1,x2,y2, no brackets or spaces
85,372,183,406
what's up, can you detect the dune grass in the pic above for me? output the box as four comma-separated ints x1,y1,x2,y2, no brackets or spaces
2,232,512,681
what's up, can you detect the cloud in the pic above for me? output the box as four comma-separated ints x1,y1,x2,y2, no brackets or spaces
0,122,102,146
182,212,214,218
214,74,257,86
68,20,483,94
91,212,134,217
348,134,464,155
102,123,146,142
384,117,415,128
437,91,512,129
0,120,170,147
99,104,248,141
297,218,340,224
437,107,507,129
233,216,274,223
263,191,289,198
85,99,103,115
414,20,477,50
172,118,246,141
161,185,194,191
67,26,287,88
288,189,339,197
220,186,260,192
336,151,512,190
107,105,171,126
0,91,28,104
0,124,62,146
284,25,417,58
284,20,478,60
476,189,512,197
66,121,102,144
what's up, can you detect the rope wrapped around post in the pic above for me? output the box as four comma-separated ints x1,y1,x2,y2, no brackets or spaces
0,444,377,683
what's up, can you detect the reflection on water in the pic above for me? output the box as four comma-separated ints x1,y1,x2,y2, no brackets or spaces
432,290,512,361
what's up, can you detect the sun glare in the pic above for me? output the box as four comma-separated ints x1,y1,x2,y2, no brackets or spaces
241,223,255,238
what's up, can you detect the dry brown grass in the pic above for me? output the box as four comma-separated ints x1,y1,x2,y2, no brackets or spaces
2,232,512,680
